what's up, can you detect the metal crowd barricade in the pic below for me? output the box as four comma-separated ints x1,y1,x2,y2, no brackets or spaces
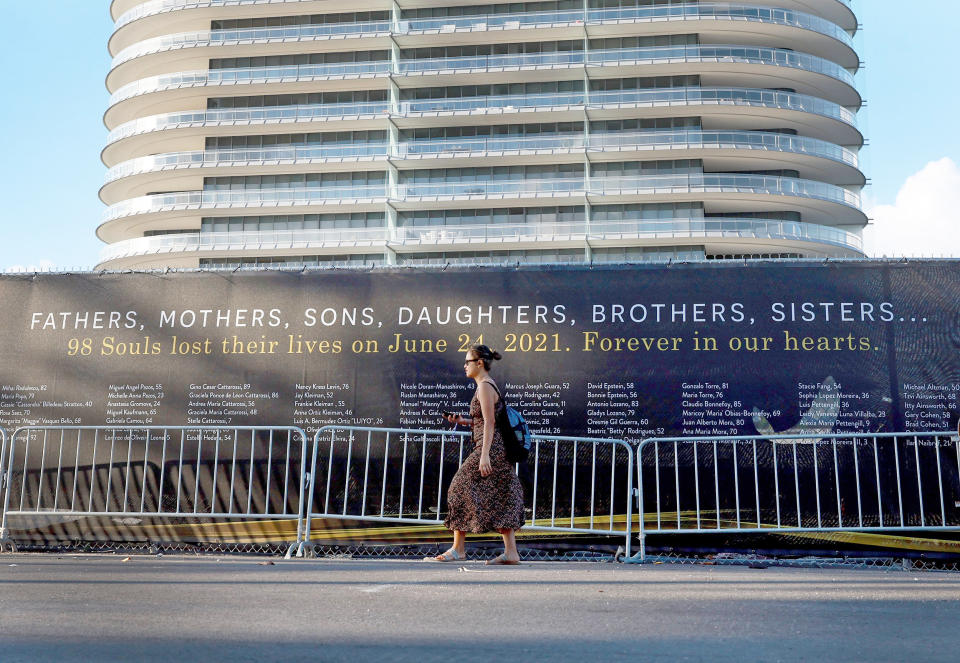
0,426,308,555
629,431,960,561
296,426,634,557
0,428,7,550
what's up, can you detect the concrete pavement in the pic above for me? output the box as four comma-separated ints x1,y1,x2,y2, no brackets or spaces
1,554,959,662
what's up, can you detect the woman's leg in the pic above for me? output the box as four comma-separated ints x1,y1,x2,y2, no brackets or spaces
432,529,467,561
498,528,519,561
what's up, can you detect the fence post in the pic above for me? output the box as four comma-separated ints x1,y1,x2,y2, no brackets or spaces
629,439,648,563
285,426,311,559
295,425,329,558
625,440,635,559
0,428,11,551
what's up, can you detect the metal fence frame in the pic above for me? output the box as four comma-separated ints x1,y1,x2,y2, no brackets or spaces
0,428,7,550
629,431,960,562
11,423,960,563
0,426,308,555
296,426,634,557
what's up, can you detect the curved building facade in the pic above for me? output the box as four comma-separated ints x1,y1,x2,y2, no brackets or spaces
100,0,865,269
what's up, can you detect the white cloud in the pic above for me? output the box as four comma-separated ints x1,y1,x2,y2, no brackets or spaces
865,157,960,258
4,260,57,273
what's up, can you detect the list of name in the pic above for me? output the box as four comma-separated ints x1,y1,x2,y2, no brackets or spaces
293,383,359,431
902,382,958,431
105,383,165,426
1,377,955,440
503,381,571,436
398,382,472,429
679,381,759,437
586,381,660,444
187,382,280,425
0,383,97,428
797,381,884,433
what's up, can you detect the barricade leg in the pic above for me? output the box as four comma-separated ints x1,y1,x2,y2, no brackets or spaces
0,429,11,552
284,433,313,560
623,442,647,563
291,430,323,559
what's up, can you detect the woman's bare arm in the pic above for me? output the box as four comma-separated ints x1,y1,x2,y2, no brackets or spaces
477,381,497,475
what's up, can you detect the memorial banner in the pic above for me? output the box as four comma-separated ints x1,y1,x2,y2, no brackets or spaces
1,261,958,440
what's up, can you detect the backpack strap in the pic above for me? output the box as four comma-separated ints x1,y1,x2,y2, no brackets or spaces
480,379,502,404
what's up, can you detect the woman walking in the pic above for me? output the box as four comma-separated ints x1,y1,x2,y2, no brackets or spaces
430,344,525,564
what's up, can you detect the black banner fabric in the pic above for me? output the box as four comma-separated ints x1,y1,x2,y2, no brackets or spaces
1,261,959,441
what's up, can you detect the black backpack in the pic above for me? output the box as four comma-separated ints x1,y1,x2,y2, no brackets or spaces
486,382,531,464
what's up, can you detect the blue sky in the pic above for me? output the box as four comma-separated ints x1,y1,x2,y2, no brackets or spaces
0,0,957,270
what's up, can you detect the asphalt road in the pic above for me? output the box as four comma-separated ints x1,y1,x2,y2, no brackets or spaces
1,554,959,662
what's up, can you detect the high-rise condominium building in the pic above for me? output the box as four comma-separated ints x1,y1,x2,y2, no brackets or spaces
100,0,864,269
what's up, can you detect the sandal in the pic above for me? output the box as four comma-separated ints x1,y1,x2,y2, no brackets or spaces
485,554,520,566
424,548,464,562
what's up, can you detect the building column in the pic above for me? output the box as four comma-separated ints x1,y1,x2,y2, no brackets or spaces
583,1,593,265
386,19,401,269
391,0,402,33
385,137,400,265
384,202,398,265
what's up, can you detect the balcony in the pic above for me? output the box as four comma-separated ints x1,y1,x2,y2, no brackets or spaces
594,173,860,208
113,20,392,69
104,130,859,194
97,216,863,266
108,60,393,107
102,172,863,226
98,226,390,264
107,43,858,115
399,129,858,168
105,100,392,148
393,217,863,253
394,173,861,209
104,142,391,185
398,45,855,88
112,3,853,70
104,86,861,168
113,0,858,32
102,184,389,224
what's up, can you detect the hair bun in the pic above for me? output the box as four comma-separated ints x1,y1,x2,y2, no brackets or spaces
491,350,502,361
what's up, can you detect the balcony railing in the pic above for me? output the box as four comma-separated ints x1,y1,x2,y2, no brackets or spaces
594,173,862,208
105,142,391,182
102,173,862,223
114,1,341,30
583,45,855,86
399,45,855,86
98,216,863,264
110,60,392,106
104,129,858,185
98,225,390,263
113,3,852,68
109,44,857,107
397,178,585,198
102,184,389,222
113,20,393,67
105,86,858,147
115,0,850,33
392,218,863,251
106,100,392,145
395,174,861,208
404,4,852,47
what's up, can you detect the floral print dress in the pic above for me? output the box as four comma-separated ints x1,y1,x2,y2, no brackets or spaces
444,382,525,533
